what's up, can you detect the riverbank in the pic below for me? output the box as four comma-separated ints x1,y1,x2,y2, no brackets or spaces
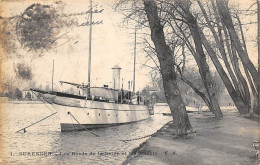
123,110,260,165
0,100,43,104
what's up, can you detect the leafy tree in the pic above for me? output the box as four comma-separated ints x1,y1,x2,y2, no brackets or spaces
13,88,23,100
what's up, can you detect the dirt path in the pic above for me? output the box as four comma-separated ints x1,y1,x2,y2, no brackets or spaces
123,110,260,165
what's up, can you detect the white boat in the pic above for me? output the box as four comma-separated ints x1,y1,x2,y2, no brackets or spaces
31,1,151,131
32,75,150,131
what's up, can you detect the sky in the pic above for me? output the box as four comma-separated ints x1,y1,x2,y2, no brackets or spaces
0,0,258,92
0,0,151,92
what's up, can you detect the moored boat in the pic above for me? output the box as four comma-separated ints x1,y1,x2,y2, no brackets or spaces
31,0,152,131
31,69,151,131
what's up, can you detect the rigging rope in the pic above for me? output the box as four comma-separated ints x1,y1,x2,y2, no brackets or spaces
120,130,196,142
32,91,56,113
67,111,99,137
14,91,58,133
83,97,88,111
88,98,94,111
15,112,57,133
120,133,154,142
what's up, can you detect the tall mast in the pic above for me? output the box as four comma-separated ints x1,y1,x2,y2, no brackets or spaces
87,0,93,95
133,27,137,93
52,60,54,92
257,0,260,117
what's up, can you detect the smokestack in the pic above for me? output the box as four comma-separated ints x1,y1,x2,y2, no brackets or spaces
112,65,121,90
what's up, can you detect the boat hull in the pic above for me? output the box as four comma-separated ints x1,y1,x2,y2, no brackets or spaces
47,95,150,131
60,120,147,131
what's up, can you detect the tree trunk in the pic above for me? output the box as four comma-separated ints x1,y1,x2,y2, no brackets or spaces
177,0,223,119
180,76,211,108
198,28,250,114
215,0,256,114
198,0,250,114
257,0,260,115
143,0,192,134
236,15,258,114
205,0,240,92
217,0,258,86
237,16,257,97
222,24,246,99
230,41,251,107
172,20,216,114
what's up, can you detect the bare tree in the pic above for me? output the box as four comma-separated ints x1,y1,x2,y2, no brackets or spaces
141,1,224,118
190,0,252,114
143,0,192,135
117,0,259,119
174,0,223,118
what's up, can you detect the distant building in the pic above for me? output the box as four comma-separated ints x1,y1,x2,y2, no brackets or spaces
22,88,37,100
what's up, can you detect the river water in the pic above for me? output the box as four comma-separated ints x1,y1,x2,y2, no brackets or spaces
0,103,171,165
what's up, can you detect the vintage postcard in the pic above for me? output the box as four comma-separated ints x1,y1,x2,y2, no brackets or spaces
0,0,259,164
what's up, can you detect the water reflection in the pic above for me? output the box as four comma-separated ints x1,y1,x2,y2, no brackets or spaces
1,103,171,164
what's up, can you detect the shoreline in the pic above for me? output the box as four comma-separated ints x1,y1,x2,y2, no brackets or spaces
0,101,43,104
123,110,260,165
